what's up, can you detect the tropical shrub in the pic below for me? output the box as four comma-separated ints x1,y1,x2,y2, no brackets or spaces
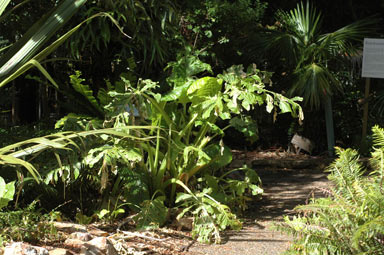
53,54,302,242
0,53,303,243
276,125,384,254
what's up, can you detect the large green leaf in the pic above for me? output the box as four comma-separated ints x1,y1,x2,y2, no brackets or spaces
134,196,168,230
161,80,193,104
0,176,14,210
229,116,259,143
166,53,212,86
187,77,222,98
204,144,233,171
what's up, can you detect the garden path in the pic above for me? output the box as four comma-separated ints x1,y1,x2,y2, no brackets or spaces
187,151,331,255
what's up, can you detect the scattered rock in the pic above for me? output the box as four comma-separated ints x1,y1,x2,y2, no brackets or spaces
69,232,93,241
49,248,74,255
87,227,108,237
3,242,49,255
64,238,85,250
81,237,117,255
53,222,87,233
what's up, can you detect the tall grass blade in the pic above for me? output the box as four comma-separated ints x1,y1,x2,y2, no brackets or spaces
0,0,87,81
0,0,11,16
0,11,128,89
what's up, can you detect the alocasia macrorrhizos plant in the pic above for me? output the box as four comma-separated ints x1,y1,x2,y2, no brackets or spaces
90,52,303,242
1,53,303,243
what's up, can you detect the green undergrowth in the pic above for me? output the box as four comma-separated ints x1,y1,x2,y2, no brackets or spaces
0,202,60,246
276,125,384,255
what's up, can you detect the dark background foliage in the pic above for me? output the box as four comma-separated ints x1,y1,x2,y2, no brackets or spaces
1,0,384,152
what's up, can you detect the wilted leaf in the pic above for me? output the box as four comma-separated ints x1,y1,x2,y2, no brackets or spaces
135,196,168,230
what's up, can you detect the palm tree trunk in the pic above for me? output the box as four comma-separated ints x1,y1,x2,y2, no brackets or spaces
324,95,335,156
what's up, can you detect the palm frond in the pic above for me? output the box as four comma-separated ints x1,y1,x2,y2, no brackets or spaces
319,16,379,57
289,63,341,109
0,12,126,89
288,1,322,46
255,2,379,111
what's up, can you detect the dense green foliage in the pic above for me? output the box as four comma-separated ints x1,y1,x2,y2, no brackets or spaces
179,0,267,70
0,52,303,243
277,126,384,254
0,0,383,247
263,2,376,109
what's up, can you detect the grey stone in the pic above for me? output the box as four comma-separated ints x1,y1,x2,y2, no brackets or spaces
81,237,117,255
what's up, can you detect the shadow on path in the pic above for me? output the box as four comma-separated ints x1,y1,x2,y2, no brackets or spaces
188,167,330,255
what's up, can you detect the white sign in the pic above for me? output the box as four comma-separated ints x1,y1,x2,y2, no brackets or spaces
362,38,384,78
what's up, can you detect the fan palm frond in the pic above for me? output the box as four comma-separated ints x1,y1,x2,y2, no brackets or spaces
319,16,379,57
289,63,341,109
287,1,322,46
255,1,378,111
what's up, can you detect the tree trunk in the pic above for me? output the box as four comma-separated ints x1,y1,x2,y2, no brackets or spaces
324,95,335,156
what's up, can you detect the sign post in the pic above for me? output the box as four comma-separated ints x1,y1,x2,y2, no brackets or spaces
361,38,384,149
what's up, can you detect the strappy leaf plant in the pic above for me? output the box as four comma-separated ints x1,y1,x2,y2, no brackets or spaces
0,0,11,17
0,0,87,88
0,126,156,184
0,0,129,90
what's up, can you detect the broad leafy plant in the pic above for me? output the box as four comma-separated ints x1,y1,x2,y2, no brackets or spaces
276,125,384,254
175,180,242,244
92,53,303,242
0,53,303,243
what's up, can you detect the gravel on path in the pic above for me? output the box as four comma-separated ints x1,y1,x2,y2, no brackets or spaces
187,167,330,255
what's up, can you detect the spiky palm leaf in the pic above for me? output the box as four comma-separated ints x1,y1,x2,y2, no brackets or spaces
0,10,126,89
262,1,378,109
